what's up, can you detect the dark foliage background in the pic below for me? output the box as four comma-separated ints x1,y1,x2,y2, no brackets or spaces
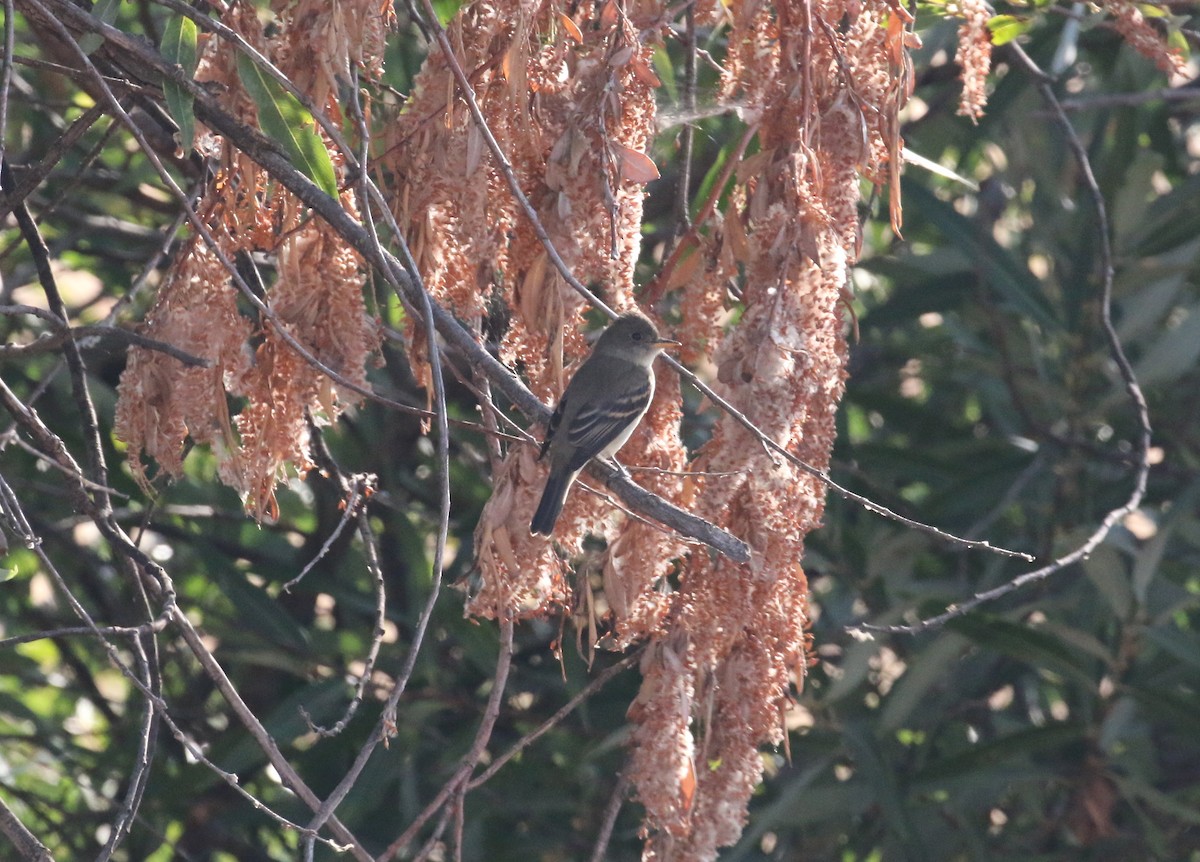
2,2,1199,860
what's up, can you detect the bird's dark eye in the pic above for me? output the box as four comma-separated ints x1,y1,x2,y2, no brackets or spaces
631,331,643,341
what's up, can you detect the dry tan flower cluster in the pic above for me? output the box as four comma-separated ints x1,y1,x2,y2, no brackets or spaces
623,3,914,855
115,1,389,518
949,0,1189,123
1104,0,1188,77
376,0,682,617
952,0,993,120
387,0,914,852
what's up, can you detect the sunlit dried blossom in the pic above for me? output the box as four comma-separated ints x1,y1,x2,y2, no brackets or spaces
114,233,251,489
388,0,673,616
626,635,698,839
1104,0,1188,77
277,0,395,111
116,2,386,515
621,0,904,856
234,210,377,519
952,0,992,121
601,371,690,646
469,445,570,618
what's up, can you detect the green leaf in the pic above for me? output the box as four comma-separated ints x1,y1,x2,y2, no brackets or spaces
1132,302,1200,387
1115,773,1200,827
987,15,1030,46
947,613,1094,685
915,721,1087,782
906,183,1060,332
78,0,121,54
235,51,339,199
160,14,199,155
430,0,464,26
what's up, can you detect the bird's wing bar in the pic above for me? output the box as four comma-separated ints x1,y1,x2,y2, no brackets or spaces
538,397,566,460
564,379,652,470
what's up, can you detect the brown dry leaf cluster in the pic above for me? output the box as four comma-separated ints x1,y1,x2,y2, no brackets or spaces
952,0,993,120
115,1,390,518
951,0,1188,122
623,2,915,855
377,0,682,617
1103,0,1189,77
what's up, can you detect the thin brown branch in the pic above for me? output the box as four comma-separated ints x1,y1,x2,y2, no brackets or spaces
96,635,157,862
670,2,697,239
22,0,752,566
0,793,54,862
467,649,643,789
283,472,374,594
0,102,108,224
0,618,167,649
1056,85,1200,112
0,159,109,504
382,616,517,861
296,431,386,740
0,0,13,171
587,773,629,862
0,309,211,368
854,42,1153,637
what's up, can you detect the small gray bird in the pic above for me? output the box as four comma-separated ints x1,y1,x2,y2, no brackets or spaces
530,313,679,536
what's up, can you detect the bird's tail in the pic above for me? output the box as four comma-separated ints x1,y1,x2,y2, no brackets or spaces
530,469,575,536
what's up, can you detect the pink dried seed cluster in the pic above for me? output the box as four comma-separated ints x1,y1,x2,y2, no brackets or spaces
953,0,993,120
114,3,387,516
618,0,901,855
387,0,673,615
1104,0,1188,77
114,232,252,489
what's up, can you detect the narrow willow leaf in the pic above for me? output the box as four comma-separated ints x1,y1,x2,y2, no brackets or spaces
160,14,199,155
906,183,1060,331
78,0,121,54
987,15,1030,46
235,52,339,199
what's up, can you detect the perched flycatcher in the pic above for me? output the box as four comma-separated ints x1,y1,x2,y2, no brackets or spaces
530,312,679,536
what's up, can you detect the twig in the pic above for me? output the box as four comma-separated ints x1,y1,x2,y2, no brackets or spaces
0,793,53,862
670,2,697,239
0,618,168,649
1055,85,1200,112
96,635,157,862
0,0,15,184
0,429,125,499
0,310,211,368
382,616,517,861
665,351,1036,560
0,159,110,505
282,472,374,594
295,429,386,741
587,773,629,862
0,103,108,224
467,649,643,789
853,43,1152,636
297,75,459,841
27,0,751,564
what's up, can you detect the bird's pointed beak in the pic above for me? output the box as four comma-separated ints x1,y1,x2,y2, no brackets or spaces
656,337,681,346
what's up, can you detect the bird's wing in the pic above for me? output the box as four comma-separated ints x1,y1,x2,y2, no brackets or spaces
561,371,652,472
538,397,566,461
